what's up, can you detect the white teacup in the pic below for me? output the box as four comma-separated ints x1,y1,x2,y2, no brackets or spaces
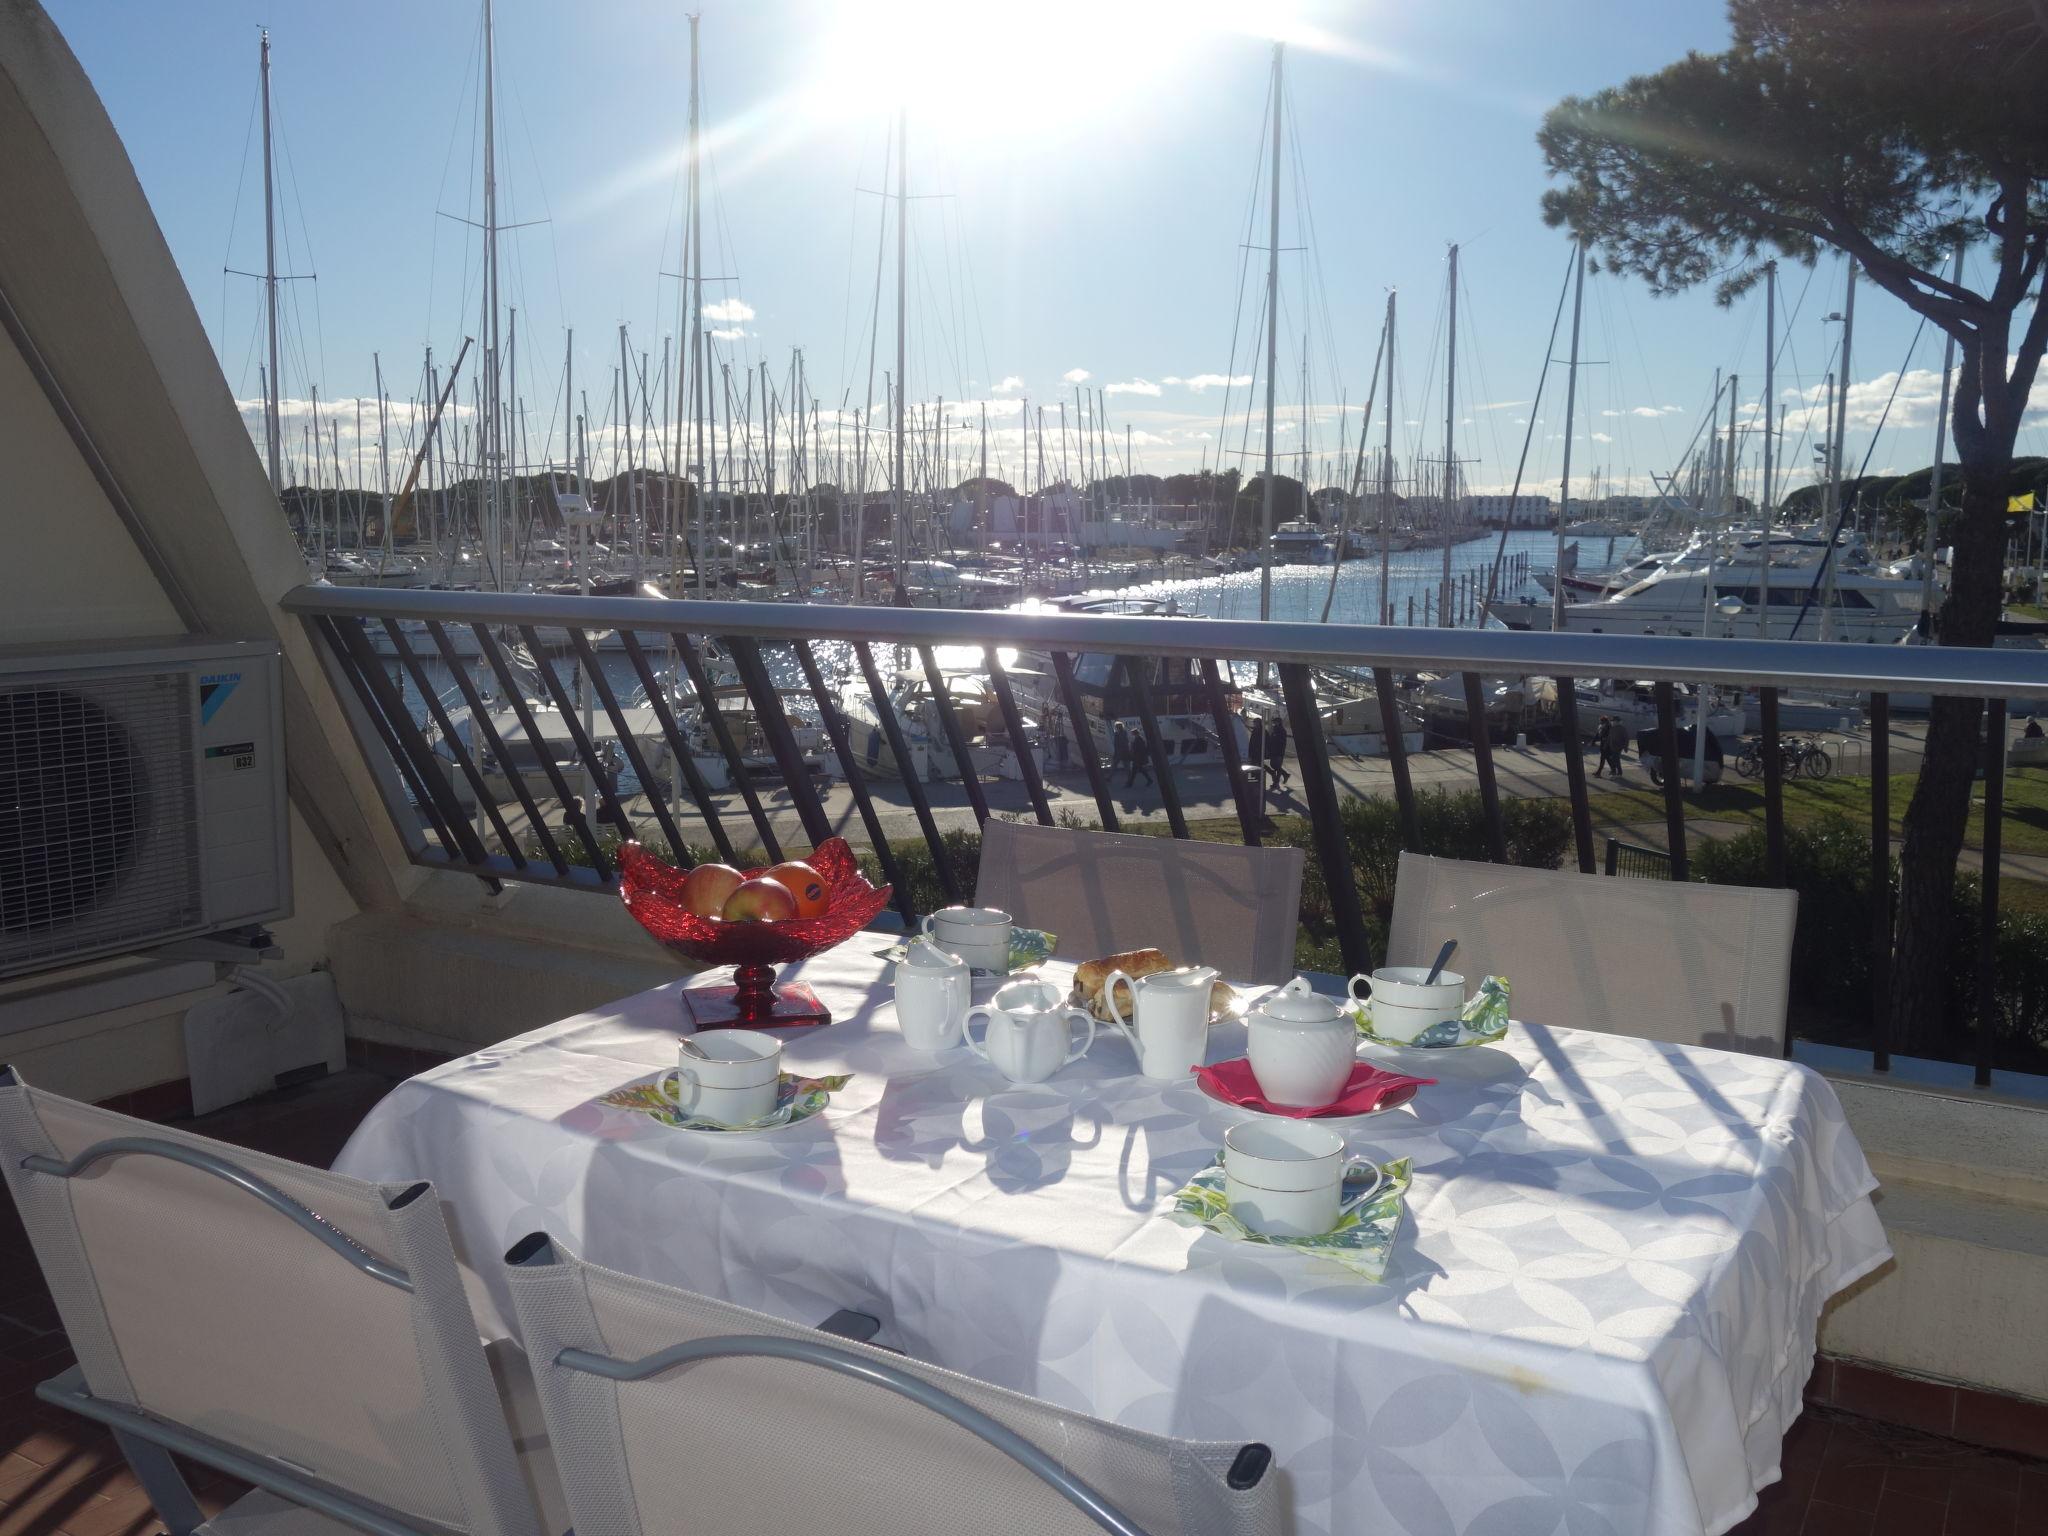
964,977,1095,1084
657,1029,782,1126
895,936,972,1051
1104,964,1216,1081
1222,1120,1385,1239
920,906,1012,973
1349,967,1468,1045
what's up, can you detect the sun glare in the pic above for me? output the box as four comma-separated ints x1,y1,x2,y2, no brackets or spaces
804,0,1314,151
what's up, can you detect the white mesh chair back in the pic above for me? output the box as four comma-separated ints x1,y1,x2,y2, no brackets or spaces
974,821,1305,984
1385,852,1798,1056
0,1077,544,1536
505,1238,1281,1536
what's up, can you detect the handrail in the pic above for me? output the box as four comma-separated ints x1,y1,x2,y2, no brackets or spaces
21,1138,414,1292
278,585,2048,701
555,1335,1155,1536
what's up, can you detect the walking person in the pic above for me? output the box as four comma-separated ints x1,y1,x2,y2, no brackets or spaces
1121,718,1152,788
1266,715,1291,792
1593,716,1612,778
1246,714,1267,800
1603,718,1627,779
1110,719,1130,783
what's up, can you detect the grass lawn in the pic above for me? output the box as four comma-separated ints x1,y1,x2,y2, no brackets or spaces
1578,766,2048,859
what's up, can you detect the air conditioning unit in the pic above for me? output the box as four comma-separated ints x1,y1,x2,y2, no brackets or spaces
1,637,290,981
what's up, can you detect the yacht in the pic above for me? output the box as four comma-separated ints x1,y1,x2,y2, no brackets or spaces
315,549,425,588
1269,520,1331,564
1555,560,1922,642
837,670,1043,782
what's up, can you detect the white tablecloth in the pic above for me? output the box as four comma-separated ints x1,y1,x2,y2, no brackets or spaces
333,935,1888,1536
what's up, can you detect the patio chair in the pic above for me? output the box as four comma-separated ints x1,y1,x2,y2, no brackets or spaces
1385,851,1798,1056
974,820,1305,984
0,1068,566,1536
503,1233,1282,1536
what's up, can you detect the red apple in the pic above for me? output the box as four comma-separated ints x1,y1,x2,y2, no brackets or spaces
721,876,798,923
764,860,830,918
681,862,745,918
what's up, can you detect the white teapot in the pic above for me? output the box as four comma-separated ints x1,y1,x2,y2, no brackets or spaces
1245,976,1357,1108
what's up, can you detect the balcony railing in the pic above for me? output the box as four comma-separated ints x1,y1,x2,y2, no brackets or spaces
280,583,2048,1086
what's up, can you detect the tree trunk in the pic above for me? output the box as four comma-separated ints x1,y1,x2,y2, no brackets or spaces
1894,453,2009,1056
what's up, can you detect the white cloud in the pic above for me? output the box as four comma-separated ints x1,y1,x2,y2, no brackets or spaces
703,297,755,323
709,326,747,341
1105,378,1162,397
1175,373,1253,393
1062,368,1090,384
992,376,1024,395
1591,431,1614,443
1477,400,1528,412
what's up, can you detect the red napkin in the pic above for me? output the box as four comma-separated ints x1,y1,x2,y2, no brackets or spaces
1193,1058,1433,1118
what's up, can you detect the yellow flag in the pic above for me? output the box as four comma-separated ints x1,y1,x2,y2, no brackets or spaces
2011,491,2038,513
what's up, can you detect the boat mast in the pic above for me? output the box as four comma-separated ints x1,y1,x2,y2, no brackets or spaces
1552,243,1585,631
1381,290,1395,624
685,14,705,592
481,0,503,591
1760,260,1775,634
1822,262,1855,640
1440,242,1459,627
1259,42,1282,624
374,352,392,560
894,107,908,581
259,29,283,493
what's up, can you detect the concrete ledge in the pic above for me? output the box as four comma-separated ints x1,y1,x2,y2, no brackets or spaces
328,874,687,1054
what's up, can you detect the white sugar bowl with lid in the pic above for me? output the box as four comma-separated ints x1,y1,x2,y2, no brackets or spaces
1244,976,1357,1108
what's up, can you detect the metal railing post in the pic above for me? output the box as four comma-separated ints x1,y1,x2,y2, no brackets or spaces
1371,667,1420,849
428,621,569,876
1975,700,2006,1089
1653,681,1689,881
985,649,1053,825
1760,686,1787,888
853,640,959,901
1870,692,1892,1071
569,629,688,859
793,641,915,924
1121,655,1189,839
727,637,835,849
1200,657,1259,845
1553,675,1595,874
1461,672,1508,863
673,636,784,862
918,645,992,827
1052,650,1119,832
618,632,739,866
381,619,525,867
1280,662,1373,976
473,623,611,876
515,626,637,844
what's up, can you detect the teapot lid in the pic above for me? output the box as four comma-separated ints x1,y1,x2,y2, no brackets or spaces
1252,975,1347,1026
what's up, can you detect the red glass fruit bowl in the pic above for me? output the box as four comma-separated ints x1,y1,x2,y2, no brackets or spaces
617,837,893,1027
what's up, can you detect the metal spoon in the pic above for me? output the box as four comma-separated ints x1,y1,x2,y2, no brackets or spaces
679,1035,711,1060
1423,939,1458,986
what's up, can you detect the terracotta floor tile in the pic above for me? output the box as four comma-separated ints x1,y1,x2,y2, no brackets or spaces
1871,1490,1949,1536
1945,1475,2020,1536
1814,1461,1888,1515
1882,1462,1953,1504
1801,1499,1878,1536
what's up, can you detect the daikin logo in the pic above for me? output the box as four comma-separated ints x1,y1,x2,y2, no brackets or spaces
198,672,242,724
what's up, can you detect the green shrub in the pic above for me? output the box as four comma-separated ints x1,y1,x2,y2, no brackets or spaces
1692,814,2048,1069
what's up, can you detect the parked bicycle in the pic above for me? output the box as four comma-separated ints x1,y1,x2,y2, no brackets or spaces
1733,736,1833,780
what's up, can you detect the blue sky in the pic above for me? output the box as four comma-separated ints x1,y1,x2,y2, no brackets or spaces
46,0,2039,497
